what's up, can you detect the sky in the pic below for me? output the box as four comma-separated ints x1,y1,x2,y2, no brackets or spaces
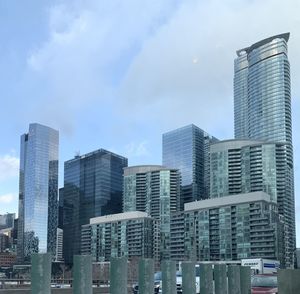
0,0,299,244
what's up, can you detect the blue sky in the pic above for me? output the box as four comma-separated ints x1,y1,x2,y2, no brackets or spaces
0,0,299,244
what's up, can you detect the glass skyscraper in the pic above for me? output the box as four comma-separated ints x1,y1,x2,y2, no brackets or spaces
234,33,295,267
17,123,59,263
63,149,127,264
162,124,218,206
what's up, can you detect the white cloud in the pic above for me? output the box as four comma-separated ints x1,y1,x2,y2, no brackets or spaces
0,193,16,204
25,0,178,133
125,141,149,158
0,155,19,182
119,0,300,138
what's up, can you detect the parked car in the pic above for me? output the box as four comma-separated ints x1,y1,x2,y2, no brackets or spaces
132,271,161,294
251,274,278,294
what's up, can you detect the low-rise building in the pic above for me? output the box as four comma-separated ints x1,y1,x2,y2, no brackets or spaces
184,192,283,264
81,211,155,263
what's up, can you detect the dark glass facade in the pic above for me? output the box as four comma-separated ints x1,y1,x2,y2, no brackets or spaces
17,123,59,263
63,149,127,264
234,33,295,267
162,124,218,206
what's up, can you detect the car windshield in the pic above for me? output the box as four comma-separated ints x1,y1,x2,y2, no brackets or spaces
176,271,182,277
251,276,277,287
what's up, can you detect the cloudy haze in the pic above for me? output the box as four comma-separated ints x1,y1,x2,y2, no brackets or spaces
0,0,299,243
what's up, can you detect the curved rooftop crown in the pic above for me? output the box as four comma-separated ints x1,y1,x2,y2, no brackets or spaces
236,33,290,57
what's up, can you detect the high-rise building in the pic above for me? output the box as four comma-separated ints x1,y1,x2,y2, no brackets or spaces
17,123,59,263
162,124,218,206
123,165,180,262
63,149,127,264
234,33,295,267
184,192,283,264
210,139,286,203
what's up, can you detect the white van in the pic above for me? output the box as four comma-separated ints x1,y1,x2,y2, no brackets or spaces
241,258,280,275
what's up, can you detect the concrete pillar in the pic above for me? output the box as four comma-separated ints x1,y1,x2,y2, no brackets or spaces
110,257,128,294
73,255,92,294
161,260,176,294
138,259,154,294
228,265,241,294
278,269,300,294
31,253,52,294
214,264,228,294
240,266,251,294
199,264,213,294
182,261,196,294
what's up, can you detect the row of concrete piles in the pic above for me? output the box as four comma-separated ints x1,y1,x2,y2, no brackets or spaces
31,253,252,294
30,253,300,294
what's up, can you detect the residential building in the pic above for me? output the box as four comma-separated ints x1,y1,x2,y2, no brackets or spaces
55,228,63,262
17,123,59,263
210,139,286,203
184,192,283,264
170,212,185,262
162,124,218,206
81,212,154,262
123,165,180,262
234,33,295,267
63,149,127,264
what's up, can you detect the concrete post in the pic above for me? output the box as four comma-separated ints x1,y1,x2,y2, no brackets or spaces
110,257,128,294
161,260,176,294
73,255,92,294
31,253,52,294
214,264,228,294
278,269,300,294
240,266,251,294
182,261,196,294
138,259,154,294
228,265,241,294
200,264,213,294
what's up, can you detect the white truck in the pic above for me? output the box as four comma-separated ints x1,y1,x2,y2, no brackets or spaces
241,258,280,275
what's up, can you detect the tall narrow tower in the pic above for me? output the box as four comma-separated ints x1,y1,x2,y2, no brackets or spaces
17,123,59,263
234,33,295,267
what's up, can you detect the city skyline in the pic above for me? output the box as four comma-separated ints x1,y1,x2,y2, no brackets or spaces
0,0,299,247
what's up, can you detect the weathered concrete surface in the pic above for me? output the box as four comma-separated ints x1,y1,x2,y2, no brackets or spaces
228,265,241,294
182,261,196,294
214,264,227,294
200,264,213,294
138,259,154,294
31,253,52,294
278,269,300,294
240,266,251,294
73,255,92,294
161,260,176,294
110,257,128,294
